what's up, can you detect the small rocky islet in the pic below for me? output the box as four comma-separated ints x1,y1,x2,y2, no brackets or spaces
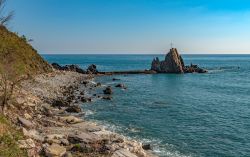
151,48,207,73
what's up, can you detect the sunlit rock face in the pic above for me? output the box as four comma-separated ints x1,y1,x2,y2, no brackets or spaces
151,48,185,73
151,48,207,74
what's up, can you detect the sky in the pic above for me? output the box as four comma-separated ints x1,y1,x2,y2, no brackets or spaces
5,0,250,54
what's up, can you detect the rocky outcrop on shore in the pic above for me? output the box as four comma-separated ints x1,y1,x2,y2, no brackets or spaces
5,71,157,157
151,48,207,73
51,63,86,74
87,64,99,74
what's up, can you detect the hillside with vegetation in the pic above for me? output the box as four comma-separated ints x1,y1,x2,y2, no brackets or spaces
0,26,53,156
0,25,52,76
0,1,52,155
0,115,27,157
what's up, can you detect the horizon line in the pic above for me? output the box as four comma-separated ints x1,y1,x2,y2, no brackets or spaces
39,52,250,55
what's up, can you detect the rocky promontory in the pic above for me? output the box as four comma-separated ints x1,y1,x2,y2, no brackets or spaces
151,48,207,73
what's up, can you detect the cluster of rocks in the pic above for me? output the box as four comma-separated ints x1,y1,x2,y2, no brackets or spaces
151,48,207,73
51,63,86,74
51,63,98,74
7,71,156,157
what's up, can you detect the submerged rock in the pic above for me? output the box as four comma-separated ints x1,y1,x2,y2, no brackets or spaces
112,78,121,81
103,86,112,95
102,96,112,100
115,83,127,89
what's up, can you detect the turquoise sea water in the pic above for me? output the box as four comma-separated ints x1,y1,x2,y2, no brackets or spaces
43,54,250,157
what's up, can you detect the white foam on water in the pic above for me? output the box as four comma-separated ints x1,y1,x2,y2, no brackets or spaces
84,110,95,117
86,119,193,157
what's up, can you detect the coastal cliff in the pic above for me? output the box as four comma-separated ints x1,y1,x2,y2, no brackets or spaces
151,48,207,73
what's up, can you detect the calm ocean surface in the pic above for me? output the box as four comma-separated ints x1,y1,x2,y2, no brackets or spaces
43,54,250,157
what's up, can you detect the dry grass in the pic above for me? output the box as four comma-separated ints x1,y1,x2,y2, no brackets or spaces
0,25,52,77
0,114,28,157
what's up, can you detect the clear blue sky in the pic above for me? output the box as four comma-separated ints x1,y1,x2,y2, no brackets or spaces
6,0,250,54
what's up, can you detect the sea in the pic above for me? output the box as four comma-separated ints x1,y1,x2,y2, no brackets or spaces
43,54,250,157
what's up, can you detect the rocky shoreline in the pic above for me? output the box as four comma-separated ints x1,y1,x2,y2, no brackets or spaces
6,70,157,157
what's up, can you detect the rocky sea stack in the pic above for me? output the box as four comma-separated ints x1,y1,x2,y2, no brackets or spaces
151,48,207,74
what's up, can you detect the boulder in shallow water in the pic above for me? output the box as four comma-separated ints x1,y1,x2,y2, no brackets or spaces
103,86,112,94
112,78,121,81
102,96,112,100
115,83,127,89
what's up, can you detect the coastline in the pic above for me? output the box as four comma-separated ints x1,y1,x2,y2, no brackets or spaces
7,70,157,157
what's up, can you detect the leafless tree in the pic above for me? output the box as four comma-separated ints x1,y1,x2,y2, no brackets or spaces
0,0,14,26
0,54,27,114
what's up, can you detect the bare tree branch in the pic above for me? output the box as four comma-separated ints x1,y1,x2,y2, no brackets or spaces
0,0,14,26
0,10,14,25
0,0,6,15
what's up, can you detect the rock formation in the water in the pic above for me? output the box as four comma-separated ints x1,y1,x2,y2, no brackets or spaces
151,48,207,73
